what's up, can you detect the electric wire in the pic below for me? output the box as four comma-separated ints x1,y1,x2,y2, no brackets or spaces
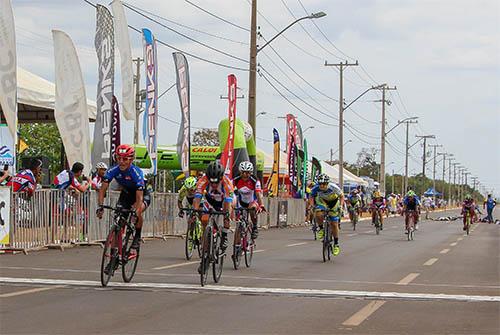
184,0,249,32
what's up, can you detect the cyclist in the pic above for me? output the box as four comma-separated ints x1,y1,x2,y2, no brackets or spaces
233,161,265,240
308,173,343,256
193,161,234,253
370,190,386,229
177,176,198,216
91,162,108,191
8,158,43,199
347,189,362,223
96,145,150,250
461,194,475,231
402,190,421,232
53,162,90,193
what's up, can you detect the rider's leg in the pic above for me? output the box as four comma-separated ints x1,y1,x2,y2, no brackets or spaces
249,202,259,239
405,212,410,231
220,201,232,251
132,202,146,248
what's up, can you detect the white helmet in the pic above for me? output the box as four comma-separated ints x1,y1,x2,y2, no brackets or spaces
95,162,108,170
238,161,254,173
317,173,330,184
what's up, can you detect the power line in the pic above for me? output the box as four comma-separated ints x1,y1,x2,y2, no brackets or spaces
123,2,248,63
124,1,248,46
184,0,249,32
344,126,379,146
83,0,248,72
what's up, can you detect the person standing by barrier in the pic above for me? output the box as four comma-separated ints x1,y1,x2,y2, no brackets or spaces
91,162,108,191
53,162,90,193
483,194,496,224
7,159,42,199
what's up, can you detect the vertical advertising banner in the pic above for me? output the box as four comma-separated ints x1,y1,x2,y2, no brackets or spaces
93,4,115,168
288,137,297,197
142,28,158,175
173,52,190,178
266,128,280,197
302,138,308,197
0,125,14,170
110,96,121,166
0,0,18,156
53,30,91,174
295,120,303,151
0,187,10,246
311,156,321,182
286,114,296,164
221,74,237,179
110,0,135,120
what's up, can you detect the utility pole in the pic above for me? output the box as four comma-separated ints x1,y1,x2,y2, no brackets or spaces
391,168,395,194
330,149,333,164
447,157,454,206
375,85,396,195
416,135,435,176
133,57,143,145
324,60,358,191
452,163,459,205
247,0,257,142
437,152,451,200
429,144,442,200
472,177,478,194
403,119,418,193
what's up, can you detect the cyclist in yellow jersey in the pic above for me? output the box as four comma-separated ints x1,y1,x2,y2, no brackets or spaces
177,176,198,216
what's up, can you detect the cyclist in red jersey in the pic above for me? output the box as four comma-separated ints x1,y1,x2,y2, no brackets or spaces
370,190,386,229
233,161,265,239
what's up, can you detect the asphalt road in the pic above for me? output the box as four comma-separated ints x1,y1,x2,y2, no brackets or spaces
1,209,499,334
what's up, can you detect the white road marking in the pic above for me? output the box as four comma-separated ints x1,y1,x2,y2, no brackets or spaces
347,233,357,237
286,242,308,247
253,249,266,253
153,261,199,270
424,258,439,266
365,230,374,234
0,277,498,302
440,249,450,254
0,285,65,298
450,242,458,246
457,237,463,241
342,300,386,326
397,273,420,285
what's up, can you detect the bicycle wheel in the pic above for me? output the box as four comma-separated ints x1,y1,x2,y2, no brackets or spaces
200,223,212,287
244,227,254,268
101,229,117,287
185,219,195,260
466,216,470,235
212,229,224,283
232,223,242,270
375,213,380,235
352,211,358,231
122,226,140,283
312,219,317,240
322,223,331,262
195,220,202,258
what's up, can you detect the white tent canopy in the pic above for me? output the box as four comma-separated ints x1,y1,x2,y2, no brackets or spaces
261,149,288,175
0,67,96,122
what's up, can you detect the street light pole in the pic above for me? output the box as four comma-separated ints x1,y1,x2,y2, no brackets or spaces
247,0,325,142
376,85,396,196
403,119,419,193
416,135,435,176
429,144,442,200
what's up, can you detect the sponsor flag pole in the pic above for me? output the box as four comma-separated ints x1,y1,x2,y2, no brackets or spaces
173,52,190,179
220,74,237,179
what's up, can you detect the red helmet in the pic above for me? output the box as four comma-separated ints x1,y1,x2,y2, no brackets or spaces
115,144,135,158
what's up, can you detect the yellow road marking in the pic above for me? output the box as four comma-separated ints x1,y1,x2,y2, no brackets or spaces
397,273,420,285
0,285,65,298
423,258,439,266
342,300,386,326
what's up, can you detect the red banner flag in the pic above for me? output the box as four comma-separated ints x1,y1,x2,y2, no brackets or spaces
220,74,237,179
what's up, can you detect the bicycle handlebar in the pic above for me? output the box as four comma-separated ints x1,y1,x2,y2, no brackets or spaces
100,205,136,214
179,208,227,216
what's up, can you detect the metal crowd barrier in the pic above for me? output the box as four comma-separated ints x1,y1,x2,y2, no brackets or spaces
2,188,307,252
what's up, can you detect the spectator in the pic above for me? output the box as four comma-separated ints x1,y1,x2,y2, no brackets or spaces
483,194,496,224
7,159,43,198
53,162,90,193
91,162,108,191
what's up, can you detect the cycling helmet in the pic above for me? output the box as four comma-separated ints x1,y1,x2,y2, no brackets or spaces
206,161,224,183
317,173,329,184
351,189,359,194
238,161,254,173
373,190,381,198
95,162,108,170
406,190,416,197
184,176,197,190
116,144,135,158
465,194,472,200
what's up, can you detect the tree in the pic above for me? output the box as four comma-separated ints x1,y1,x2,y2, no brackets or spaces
18,123,62,177
192,128,219,146
346,147,380,180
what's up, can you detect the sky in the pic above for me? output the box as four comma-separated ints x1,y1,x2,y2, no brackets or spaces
10,0,500,196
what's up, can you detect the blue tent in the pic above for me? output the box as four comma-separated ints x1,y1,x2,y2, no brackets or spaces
424,188,442,197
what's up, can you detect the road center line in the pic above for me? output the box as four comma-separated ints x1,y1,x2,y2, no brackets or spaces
0,285,66,298
450,242,457,246
253,249,266,253
440,249,450,254
347,233,357,237
397,273,420,285
457,237,463,241
1,277,498,302
153,261,199,270
423,258,438,266
286,242,308,247
342,300,386,326
365,230,374,234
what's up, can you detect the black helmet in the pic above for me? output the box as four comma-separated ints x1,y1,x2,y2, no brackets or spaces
206,161,224,183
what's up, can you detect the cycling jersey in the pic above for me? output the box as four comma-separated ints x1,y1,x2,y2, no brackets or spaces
53,170,82,190
462,199,475,210
195,174,234,211
371,197,386,208
103,164,145,191
233,175,262,206
310,183,343,210
8,169,37,195
178,185,196,206
347,193,361,205
91,175,103,190
403,196,420,210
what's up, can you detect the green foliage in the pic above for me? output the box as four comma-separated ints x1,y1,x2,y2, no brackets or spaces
18,123,62,177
